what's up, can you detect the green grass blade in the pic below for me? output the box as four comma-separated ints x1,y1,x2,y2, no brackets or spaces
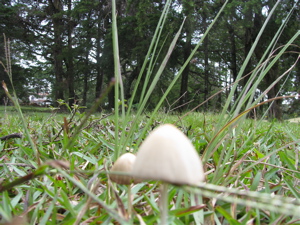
134,0,229,148
39,194,57,225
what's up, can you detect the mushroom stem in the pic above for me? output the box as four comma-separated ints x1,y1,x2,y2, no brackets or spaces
160,182,169,225
127,185,132,217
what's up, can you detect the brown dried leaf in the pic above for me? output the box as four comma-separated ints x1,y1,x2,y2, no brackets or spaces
112,187,128,219
3,216,27,225
2,80,8,93
46,160,70,169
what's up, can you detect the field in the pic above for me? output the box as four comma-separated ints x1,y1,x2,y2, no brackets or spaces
1,0,300,223
0,105,299,224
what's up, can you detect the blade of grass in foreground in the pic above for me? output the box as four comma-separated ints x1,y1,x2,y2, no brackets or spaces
220,0,281,121
127,0,173,113
134,0,229,148
200,1,300,188
121,17,185,150
111,0,173,160
238,1,299,114
1,37,38,162
187,182,300,217
111,0,124,161
55,167,130,224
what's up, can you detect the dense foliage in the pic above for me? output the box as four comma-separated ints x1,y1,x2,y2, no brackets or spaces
0,0,299,118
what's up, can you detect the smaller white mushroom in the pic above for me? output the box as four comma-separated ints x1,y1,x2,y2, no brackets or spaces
110,153,137,185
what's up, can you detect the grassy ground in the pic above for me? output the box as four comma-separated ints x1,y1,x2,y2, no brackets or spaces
1,1,299,223
0,105,53,113
288,117,300,123
0,107,299,224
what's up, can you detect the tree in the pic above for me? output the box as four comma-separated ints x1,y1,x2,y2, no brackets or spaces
46,0,65,105
0,0,35,103
178,0,194,110
0,0,298,118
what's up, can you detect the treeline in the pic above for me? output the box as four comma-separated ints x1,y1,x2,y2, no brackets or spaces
0,0,299,118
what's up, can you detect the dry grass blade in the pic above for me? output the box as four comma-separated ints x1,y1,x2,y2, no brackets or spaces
0,165,49,193
203,95,299,162
2,216,27,225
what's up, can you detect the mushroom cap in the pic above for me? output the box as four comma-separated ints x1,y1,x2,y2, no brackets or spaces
131,124,204,185
110,153,137,185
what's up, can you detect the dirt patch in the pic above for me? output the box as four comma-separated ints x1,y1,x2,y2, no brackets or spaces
287,117,300,123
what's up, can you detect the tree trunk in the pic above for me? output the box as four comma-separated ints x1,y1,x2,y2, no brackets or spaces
82,12,93,107
243,26,253,87
49,0,64,105
265,64,282,120
95,14,104,111
178,1,193,111
124,66,139,101
203,32,209,107
179,38,191,110
66,0,75,106
227,22,238,101
201,6,210,110
104,36,115,109
82,52,89,107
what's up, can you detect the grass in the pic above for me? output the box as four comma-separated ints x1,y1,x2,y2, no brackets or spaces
0,110,299,224
1,0,300,224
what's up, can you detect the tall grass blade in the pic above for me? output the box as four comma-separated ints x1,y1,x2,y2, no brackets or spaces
126,0,172,113
111,0,123,160
133,0,229,148
221,0,281,120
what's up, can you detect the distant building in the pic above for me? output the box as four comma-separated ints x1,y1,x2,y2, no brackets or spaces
29,93,51,106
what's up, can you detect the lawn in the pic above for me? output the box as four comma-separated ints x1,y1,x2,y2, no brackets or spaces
0,106,299,224
0,0,299,223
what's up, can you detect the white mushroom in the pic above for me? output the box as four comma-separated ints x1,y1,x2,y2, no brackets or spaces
110,152,137,185
131,124,205,225
131,124,205,185
109,152,140,218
